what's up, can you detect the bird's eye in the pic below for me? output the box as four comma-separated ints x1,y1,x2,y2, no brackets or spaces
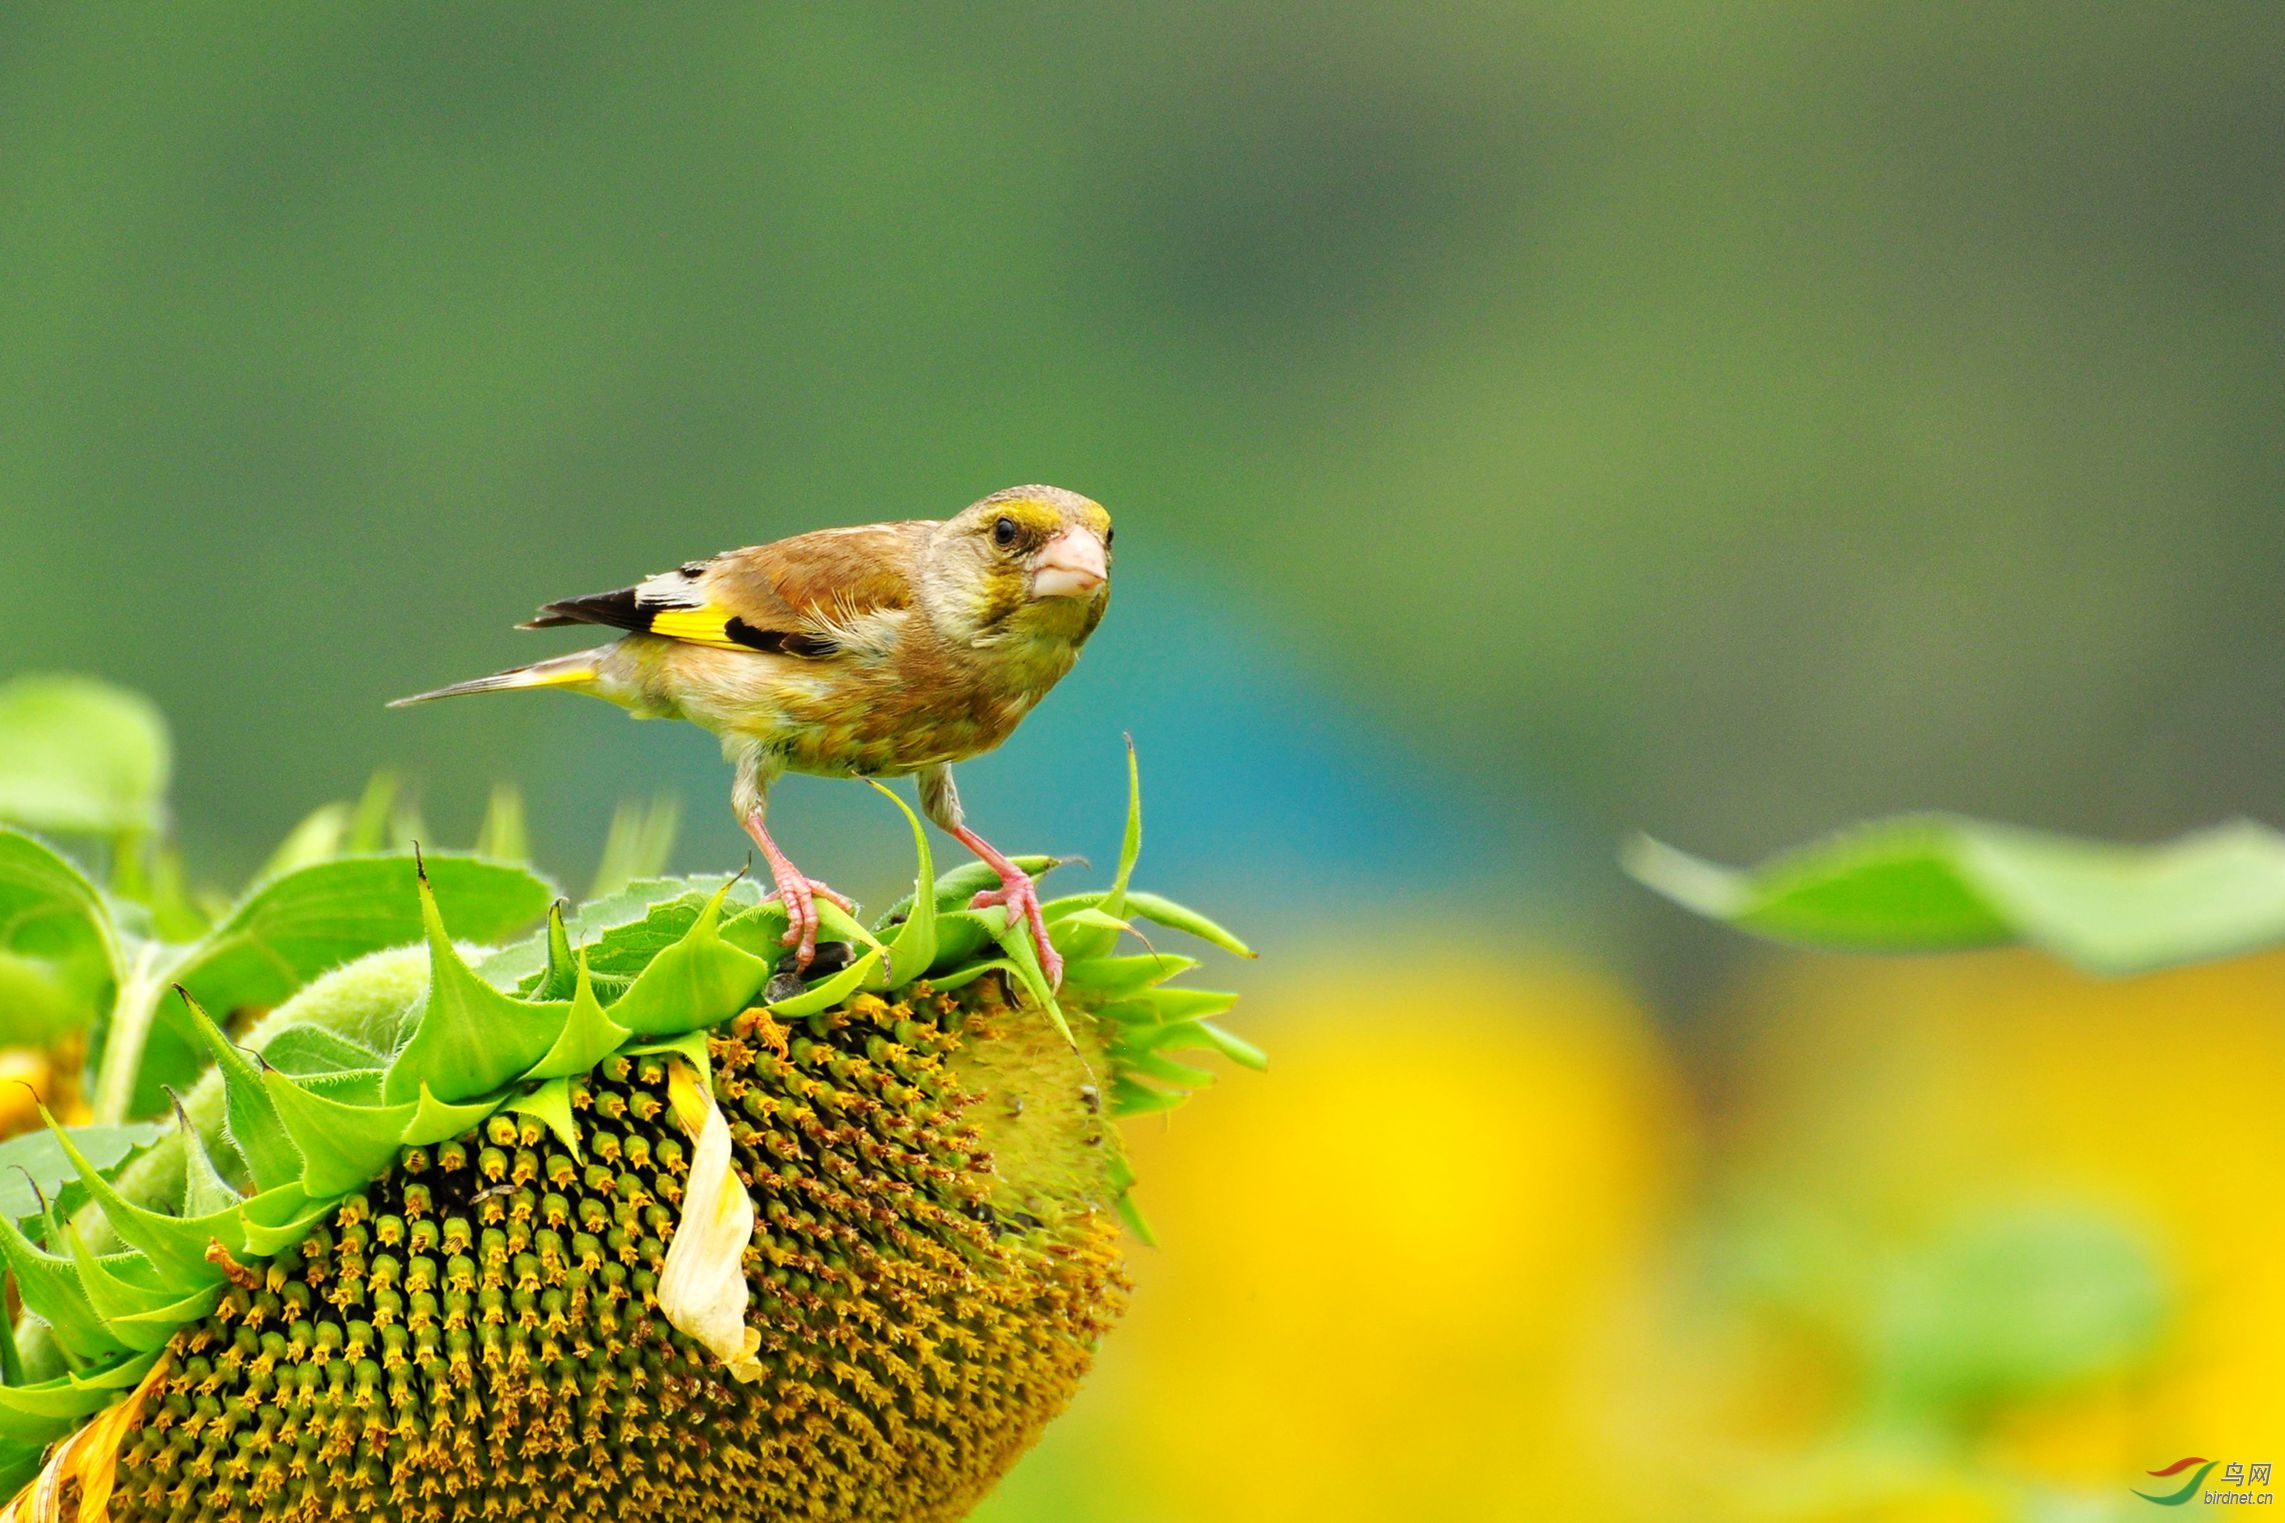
1103,527,1114,548
992,516,1018,548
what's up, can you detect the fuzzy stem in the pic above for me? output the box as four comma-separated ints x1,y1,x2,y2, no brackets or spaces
88,943,176,1125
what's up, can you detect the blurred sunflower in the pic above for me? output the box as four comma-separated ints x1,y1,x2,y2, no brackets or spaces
977,955,1689,1523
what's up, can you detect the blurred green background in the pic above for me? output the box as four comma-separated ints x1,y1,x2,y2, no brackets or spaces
5,5,2283,1518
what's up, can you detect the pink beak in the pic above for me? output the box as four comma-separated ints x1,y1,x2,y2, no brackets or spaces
1030,527,1109,599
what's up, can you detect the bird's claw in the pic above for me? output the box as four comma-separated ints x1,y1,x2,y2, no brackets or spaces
970,870,1063,991
762,877,856,968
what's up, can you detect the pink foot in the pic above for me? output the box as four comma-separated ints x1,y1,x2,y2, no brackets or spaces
761,876,856,967
971,869,1063,990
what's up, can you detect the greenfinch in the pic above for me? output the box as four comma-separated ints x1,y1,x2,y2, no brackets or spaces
394,485,1113,984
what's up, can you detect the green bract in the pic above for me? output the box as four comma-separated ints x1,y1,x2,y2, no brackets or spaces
0,759,1250,1499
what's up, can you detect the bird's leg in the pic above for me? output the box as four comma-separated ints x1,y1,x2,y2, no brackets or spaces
920,765,1062,989
740,810,855,967
732,749,851,971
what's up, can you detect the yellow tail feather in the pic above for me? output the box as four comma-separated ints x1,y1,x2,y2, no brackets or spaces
388,656,598,707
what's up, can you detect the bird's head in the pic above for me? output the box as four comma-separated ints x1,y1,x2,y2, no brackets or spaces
924,485,1114,651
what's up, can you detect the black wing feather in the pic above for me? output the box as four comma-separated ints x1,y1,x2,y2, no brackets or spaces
520,588,648,633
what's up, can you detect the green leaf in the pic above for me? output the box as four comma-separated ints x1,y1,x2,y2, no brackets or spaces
0,829,119,1045
384,864,568,1104
1625,814,2285,975
181,853,554,1020
0,1122,166,1225
0,675,170,835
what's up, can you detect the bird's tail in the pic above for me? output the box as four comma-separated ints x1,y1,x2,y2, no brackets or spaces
388,650,603,708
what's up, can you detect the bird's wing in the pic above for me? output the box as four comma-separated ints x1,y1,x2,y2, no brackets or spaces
523,521,930,658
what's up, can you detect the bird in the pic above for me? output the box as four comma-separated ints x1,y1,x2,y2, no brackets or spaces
392,484,1113,987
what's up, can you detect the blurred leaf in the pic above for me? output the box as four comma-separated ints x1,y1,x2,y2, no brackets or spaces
1627,815,2285,975
258,802,352,880
0,675,170,836
474,783,530,864
111,841,212,943
588,794,680,900
0,829,119,1044
0,1122,167,1224
1871,1208,2164,1422
342,773,400,855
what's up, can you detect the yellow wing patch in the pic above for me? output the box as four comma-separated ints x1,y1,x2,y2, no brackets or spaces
647,605,749,650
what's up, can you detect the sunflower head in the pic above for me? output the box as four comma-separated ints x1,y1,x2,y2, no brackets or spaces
1,758,1253,1522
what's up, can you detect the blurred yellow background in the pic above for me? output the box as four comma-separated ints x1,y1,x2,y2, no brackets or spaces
4,5,2282,1518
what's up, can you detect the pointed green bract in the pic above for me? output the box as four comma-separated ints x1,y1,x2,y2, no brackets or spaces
0,1373,115,1421
524,954,631,1081
504,1078,582,1162
1094,736,1144,932
1121,891,1254,959
63,1225,181,1330
767,947,884,1018
532,902,579,1001
868,781,939,988
384,863,569,1104
43,1117,220,1288
1060,953,1198,999
0,1202,125,1363
993,912,1074,1047
398,1084,507,1149
176,989,304,1192
262,1070,415,1197
174,1106,242,1219
606,877,771,1036
236,1186,330,1256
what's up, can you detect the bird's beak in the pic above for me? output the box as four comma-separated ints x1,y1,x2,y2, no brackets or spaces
1029,527,1109,599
